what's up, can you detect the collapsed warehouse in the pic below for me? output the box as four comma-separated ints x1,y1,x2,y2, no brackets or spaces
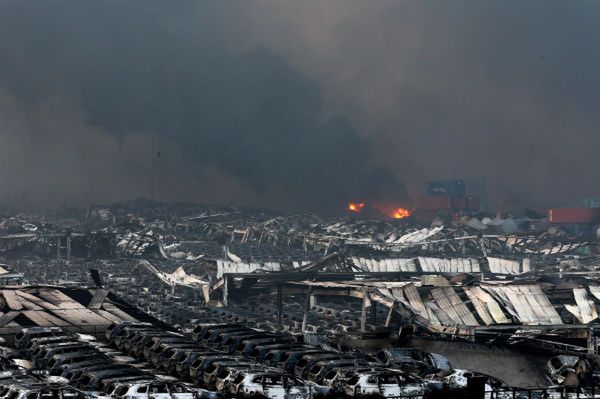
0,200,599,397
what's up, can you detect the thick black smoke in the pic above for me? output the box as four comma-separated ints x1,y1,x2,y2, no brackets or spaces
226,0,600,209
1,1,599,212
0,1,408,213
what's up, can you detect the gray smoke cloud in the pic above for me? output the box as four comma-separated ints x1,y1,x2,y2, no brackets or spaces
0,0,409,213
0,1,598,212
226,0,600,209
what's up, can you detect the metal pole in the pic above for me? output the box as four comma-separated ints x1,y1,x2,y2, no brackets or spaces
276,284,283,331
222,275,229,306
302,287,313,332
384,303,394,328
66,235,71,261
360,290,368,333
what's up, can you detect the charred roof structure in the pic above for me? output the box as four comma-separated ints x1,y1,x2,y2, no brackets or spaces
0,200,599,397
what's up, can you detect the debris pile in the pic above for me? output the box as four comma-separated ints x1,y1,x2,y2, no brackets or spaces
0,200,599,397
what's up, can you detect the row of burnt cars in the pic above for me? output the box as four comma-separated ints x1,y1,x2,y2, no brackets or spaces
0,323,594,398
0,354,94,399
11,326,201,399
102,322,593,398
3,323,439,399
194,301,389,336
105,321,437,398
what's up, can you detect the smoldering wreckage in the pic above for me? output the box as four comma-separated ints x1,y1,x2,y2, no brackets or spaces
0,198,600,398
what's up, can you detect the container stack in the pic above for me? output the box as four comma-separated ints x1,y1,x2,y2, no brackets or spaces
413,179,480,222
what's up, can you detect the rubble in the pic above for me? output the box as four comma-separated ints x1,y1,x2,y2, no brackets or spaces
0,200,598,397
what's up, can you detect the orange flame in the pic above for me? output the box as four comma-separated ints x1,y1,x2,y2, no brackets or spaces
372,203,411,219
347,202,365,213
391,208,411,219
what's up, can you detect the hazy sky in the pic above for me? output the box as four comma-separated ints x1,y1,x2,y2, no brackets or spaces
0,1,599,212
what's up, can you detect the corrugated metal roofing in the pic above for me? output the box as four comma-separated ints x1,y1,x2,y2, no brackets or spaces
464,286,509,325
432,287,479,326
0,286,151,332
217,260,281,278
486,257,523,274
483,285,562,325
352,256,530,275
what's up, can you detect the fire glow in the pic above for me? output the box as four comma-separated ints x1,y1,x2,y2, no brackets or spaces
347,202,365,213
391,208,411,219
347,202,411,219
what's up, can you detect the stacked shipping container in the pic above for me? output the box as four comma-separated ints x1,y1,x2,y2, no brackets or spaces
414,179,480,222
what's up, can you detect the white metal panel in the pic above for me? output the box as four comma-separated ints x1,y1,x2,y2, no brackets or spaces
573,288,598,324
465,287,494,325
432,287,479,326
402,284,429,320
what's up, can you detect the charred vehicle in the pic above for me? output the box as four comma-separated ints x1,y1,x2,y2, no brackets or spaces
307,359,376,385
235,336,297,358
14,328,68,350
274,349,330,373
109,380,199,399
294,353,350,378
143,336,195,363
0,383,88,399
76,367,152,390
106,321,154,345
248,344,300,363
154,345,202,372
174,351,218,380
46,351,109,371
32,342,93,369
344,371,427,398
226,370,314,399
189,355,245,382
201,361,255,389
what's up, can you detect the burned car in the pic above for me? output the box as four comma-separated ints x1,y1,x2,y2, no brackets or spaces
106,321,154,345
14,328,68,350
106,380,198,399
226,370,314,399
248,344,300,363
294,353,351,378
0,383,88,399
234,335,297,358
443,369,518,399
344,371,427,398
46,351,109,371
191,324,247,342
321,366,387,391
307,359,375,385
201,361,255,389
174,351,218,379
189,355,245,381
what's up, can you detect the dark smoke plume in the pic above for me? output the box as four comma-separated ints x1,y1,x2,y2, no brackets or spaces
1,1,599,212
0,1,408,213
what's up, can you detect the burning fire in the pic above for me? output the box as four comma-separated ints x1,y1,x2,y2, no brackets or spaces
371,203,412,219
347,202,365,213
391,207,411,219
346,201,410,219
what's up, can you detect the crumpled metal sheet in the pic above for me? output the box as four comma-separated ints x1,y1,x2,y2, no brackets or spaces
483,285,562,325
565,288,598,324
